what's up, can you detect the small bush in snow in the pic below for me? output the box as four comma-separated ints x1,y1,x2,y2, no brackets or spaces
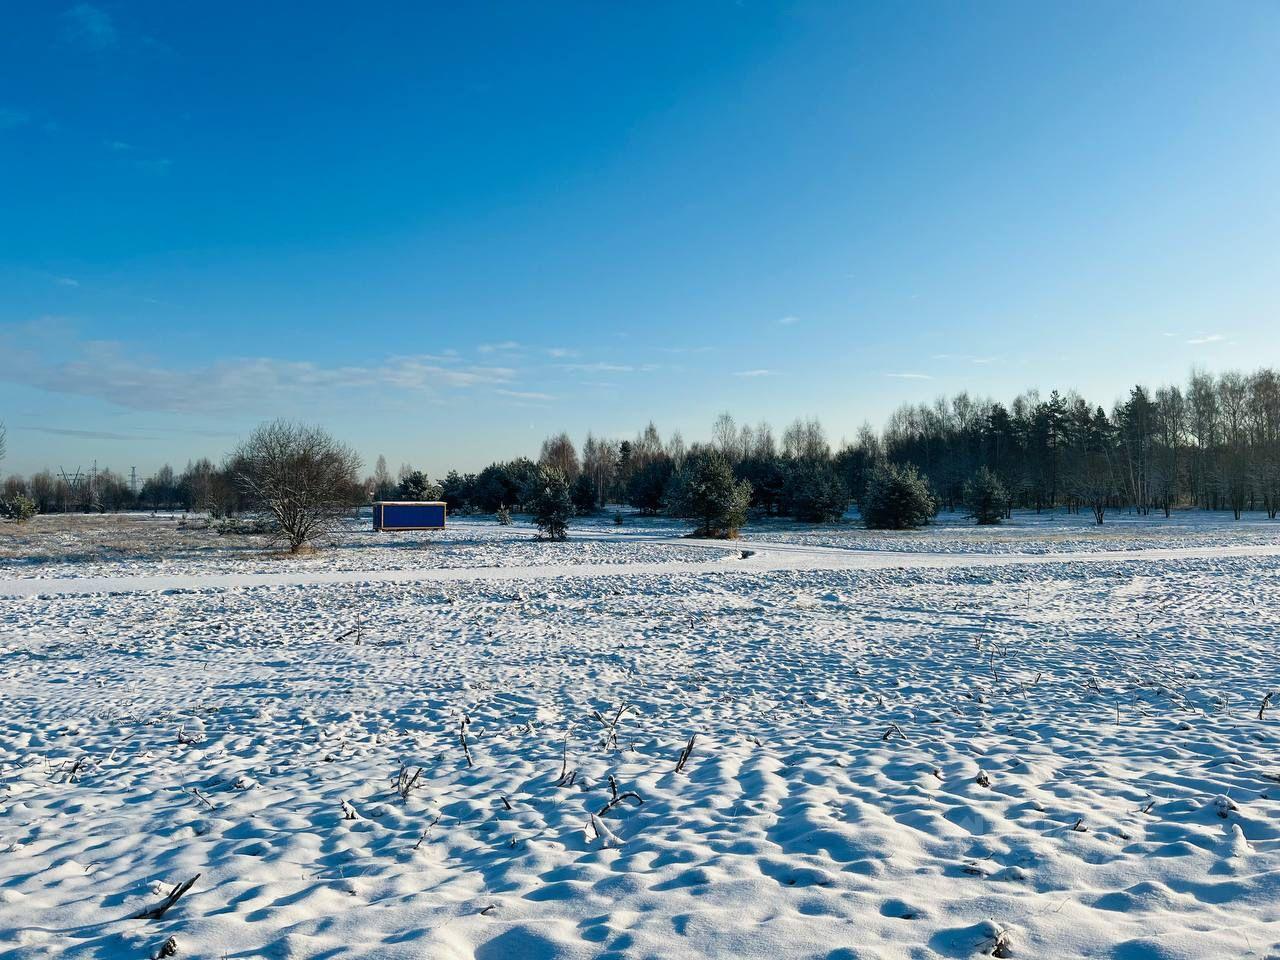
861,461,934,530
0,493,36,523
496,504,512,525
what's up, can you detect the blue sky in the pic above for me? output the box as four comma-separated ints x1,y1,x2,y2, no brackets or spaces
2,2,1278,478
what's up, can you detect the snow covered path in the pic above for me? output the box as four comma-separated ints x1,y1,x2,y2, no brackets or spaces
3,537,1280,597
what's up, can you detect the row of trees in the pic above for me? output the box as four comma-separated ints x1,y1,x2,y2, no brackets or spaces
1,460,246,516
430,417,854,524
417,368,1280,530
0,453,445,519
879,369,1280,521
6,368,1280,541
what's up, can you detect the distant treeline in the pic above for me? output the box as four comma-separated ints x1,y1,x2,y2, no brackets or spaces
424,368,1280,522
4,368,1279,521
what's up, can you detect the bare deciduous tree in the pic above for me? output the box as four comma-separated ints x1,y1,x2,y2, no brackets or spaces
538,432,580,482
231,420,363,552
580,433,618,507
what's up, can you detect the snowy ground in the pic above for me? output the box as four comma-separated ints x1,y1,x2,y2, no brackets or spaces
3,514,1280,959
0,514,723,581
739,508,1280,556
5,508,1279,583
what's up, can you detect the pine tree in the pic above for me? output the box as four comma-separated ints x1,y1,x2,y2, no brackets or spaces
667,450,751,538
531,466,572,540
0,493,36,523
397,470,442,501
441,470,472,512
627,459,673,514
571,473,598,515
963,466,1008,525
785,462,851,522
861,462,934,530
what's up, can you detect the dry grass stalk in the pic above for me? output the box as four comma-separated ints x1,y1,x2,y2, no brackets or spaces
135,874,200,921
674,734,697,773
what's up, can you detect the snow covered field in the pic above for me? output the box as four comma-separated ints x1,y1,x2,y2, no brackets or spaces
740,508,1280,556
0,514,724,581
6,509,1280,583
3,515,1280,959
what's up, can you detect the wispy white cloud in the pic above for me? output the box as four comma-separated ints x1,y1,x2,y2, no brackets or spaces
478,340,521,354
561,362,635,373
932,352,999,364
778,315,800,326
55,276,80,288
497,388,555,402
658,346,713,355
105,139,133,152
62,3,118,50
18,425,141,441
885,372,933,380
0,332,516,415
733,369,776,378
1186,333,1225,345
545,347,578,359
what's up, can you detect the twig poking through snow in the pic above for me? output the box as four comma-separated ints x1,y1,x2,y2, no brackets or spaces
135,874,200,920
597,774,644,817
413,815,441,850
674,734,697,774
460,716,474,768
556,727,577,787
590,814,624,848
593,702,633,750
881,723,909,742
395,762,423,800
187,787,215,809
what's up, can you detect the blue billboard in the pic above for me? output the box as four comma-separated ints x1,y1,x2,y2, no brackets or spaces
373,501,447,531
